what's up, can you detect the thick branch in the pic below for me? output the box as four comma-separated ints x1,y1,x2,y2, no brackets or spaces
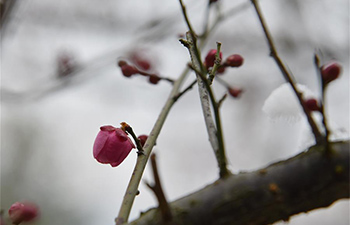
128,141,349,225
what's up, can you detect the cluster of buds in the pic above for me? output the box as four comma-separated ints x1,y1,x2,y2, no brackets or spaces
117,60,170,85
204,49,244,98
204,49,244,72
117,50,173,85
8,202,39,224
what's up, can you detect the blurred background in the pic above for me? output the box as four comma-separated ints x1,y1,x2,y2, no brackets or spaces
1,0,349,224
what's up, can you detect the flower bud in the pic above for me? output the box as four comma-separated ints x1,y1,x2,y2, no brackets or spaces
93,125,135,167
118,60,128,67
217,66,226,74
321,62,341,84
225,54,244,67
130,51,153,71
228,87,243,98
137,60,151,71
204,49,222,69
149,75,161,85
121,65,138,77
304,98,320,111
8,202,39,224
138,135,148,147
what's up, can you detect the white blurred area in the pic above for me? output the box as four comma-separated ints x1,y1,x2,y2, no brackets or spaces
1,0,349,224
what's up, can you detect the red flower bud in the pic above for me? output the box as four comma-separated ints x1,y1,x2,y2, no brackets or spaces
225,54,244,67
130,51,152,71
93,125,135,167
8,202,39,224
205,49,222,69
228,87,243,98
321,62,341,84
121,65,138,77
217,66,226,74
118,60,128,67
138,135,148,147
149,75,161,85
135,59,151,71
304,98,320,111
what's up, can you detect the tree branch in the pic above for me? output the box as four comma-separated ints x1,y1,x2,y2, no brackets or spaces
251,0,324,144
128,141,349,225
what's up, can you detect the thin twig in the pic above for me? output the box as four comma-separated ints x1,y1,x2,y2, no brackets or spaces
218,93,227,108
251,0,324,144
137,70,175,84
173,79,197,101
314,54,330,144
179,0,197,37
208,42,222,84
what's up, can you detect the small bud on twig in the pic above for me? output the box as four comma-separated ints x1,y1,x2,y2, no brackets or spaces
138,135,148,147
205,49,222,69
224,54,244,67
121,64,138,77
228,87,243,98
304,98,320,112
149,75,161,85
321,62,341,85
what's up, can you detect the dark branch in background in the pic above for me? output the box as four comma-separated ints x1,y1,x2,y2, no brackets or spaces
145,154,173,224
250,0,324,144
128,141,349,225
0,0,18,30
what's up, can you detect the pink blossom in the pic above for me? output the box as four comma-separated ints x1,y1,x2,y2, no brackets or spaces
93,125,135,167
8,202,39,224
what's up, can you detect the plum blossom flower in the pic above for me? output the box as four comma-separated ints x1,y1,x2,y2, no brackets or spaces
8,202,39,224
93,125,135,167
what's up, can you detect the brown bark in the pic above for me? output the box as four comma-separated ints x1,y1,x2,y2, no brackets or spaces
128,141,349,225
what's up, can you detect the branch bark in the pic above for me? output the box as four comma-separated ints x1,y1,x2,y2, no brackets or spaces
128,141,349,225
